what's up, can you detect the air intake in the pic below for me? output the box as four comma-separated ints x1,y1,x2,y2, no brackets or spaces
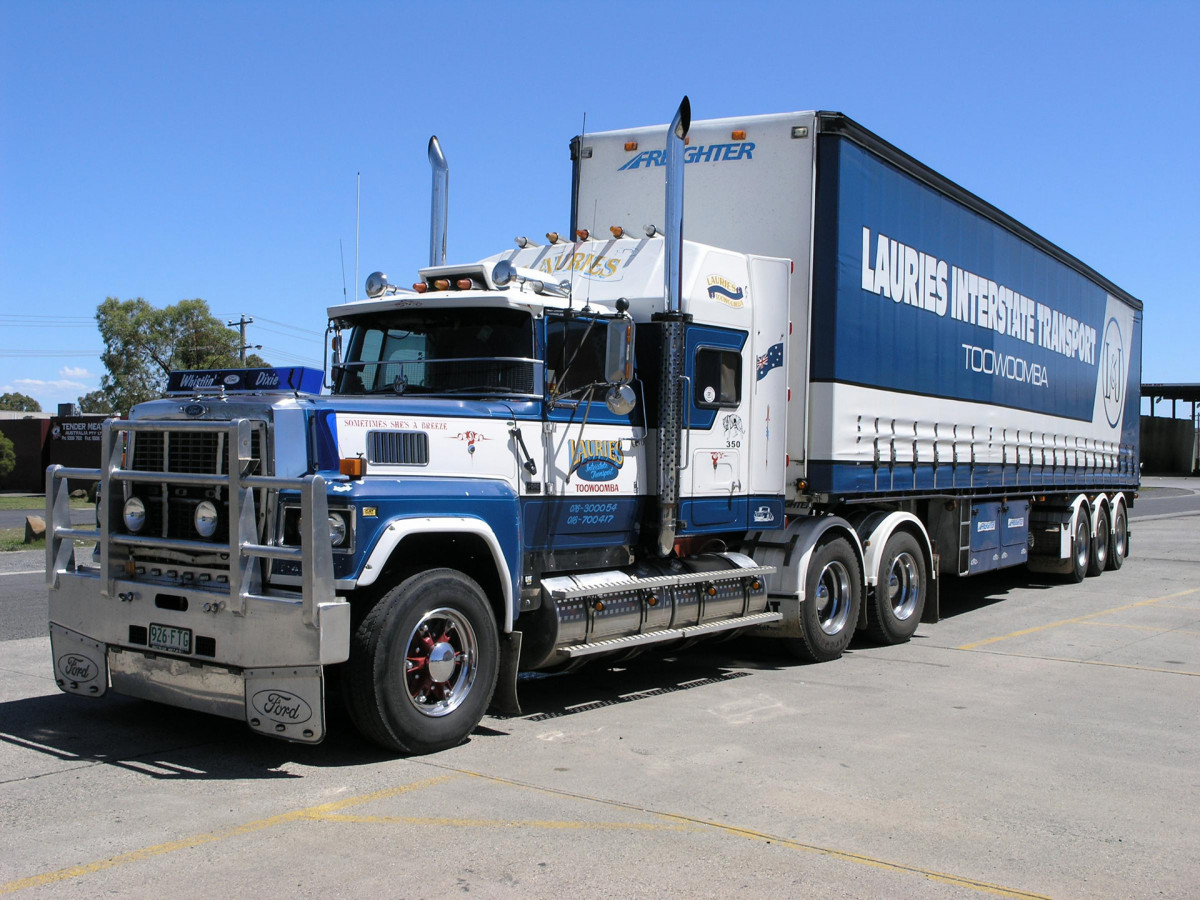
367,431,429,466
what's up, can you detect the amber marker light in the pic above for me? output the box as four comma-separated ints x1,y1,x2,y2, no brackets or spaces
576,229,589,241
610,226,625,239
411,282,428,293
624,141,638,151
731,129,746,141
340,457,366,478
431,278,450,291
455,278,472,290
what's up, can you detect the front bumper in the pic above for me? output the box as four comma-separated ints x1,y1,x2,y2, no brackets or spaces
49,569,350,744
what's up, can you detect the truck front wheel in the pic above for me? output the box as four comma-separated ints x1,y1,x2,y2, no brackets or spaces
866,531,926,644
346,568,499,755
783,537,862,663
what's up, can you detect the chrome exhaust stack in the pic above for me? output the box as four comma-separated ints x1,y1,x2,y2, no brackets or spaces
428,136,449,267
655,96,691,557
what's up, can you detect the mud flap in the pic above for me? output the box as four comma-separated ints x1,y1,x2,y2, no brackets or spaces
245,666,325,743
489,630,523,717
50,623,107,697
921,553,941,624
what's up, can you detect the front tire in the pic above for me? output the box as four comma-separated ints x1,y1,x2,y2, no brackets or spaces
346,568,499,755
866,532,926,644
784,537,862,663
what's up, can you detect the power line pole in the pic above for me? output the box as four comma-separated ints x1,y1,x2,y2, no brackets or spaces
226,314,255,364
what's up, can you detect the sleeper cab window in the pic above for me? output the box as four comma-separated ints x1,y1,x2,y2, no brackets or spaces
695,347,741,408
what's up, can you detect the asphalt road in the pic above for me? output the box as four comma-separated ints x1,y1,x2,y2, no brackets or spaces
2,504,1199,896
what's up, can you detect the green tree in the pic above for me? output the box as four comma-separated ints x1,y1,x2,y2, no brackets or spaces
77,390,110,414
0,429,14,479
95,297,270,413
0,392,41,412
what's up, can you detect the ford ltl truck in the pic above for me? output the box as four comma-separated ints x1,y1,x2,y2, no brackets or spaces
46,99,1141,754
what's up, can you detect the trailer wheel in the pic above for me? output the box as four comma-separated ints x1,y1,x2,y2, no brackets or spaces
866,532,926,644
346,568,499,755
1087,507,1109,577
784,537,861,663
1107,506,1127,570
1068,513,1090,583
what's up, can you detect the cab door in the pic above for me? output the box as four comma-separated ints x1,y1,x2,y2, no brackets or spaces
682,326,751,532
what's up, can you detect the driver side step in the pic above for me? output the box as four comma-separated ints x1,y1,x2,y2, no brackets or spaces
559,610,782,658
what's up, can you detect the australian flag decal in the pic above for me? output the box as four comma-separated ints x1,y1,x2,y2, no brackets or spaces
756,342,783,381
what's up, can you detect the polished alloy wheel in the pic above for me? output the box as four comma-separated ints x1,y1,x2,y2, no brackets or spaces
815,560,853,635
404,607,478,717
887,551,922,621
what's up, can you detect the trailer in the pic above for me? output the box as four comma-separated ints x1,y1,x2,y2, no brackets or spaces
47,100,1140,754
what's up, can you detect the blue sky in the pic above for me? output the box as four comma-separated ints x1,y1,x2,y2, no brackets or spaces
2,0,1196,414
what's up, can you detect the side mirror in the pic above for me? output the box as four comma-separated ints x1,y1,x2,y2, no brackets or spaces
605,384,636,416
604,319,635,385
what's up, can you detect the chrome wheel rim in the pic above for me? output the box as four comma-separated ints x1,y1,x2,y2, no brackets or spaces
1114,511,1127,558
404,607,478,718
815,560,852,635
1093,513,1108,568
1075,520,1089,570
887,552,921,621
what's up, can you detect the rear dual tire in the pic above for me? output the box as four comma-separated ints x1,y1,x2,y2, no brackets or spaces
784,537,862,663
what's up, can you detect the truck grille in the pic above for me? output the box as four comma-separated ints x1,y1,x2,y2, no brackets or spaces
127,427,265,542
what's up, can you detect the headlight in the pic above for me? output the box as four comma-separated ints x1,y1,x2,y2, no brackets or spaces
328,512,347,547
123,497,146,533
194,500,219,538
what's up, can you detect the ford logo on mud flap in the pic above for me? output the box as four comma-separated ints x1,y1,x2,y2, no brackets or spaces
251,690,313,724
56,653,98,683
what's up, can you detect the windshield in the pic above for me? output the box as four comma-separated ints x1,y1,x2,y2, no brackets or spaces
336,308,537,396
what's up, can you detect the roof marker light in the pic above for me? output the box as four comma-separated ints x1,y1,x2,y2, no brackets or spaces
576,229,589,241
731,129,746,141
624,141,638,151
411,282,428,293
610,226,625,239
455,278,472,290
515,236,539,248
643,224,659,237
546,231,562,244
433,278,450,291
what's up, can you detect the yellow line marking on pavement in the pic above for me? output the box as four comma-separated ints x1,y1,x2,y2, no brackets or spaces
962,648,1200,677
1080,621,1200,636
0,774,455,895
427,766,1048,899
312,813,695,831
957,586,1200,650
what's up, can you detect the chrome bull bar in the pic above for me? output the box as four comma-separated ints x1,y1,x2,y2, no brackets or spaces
46,416,340,627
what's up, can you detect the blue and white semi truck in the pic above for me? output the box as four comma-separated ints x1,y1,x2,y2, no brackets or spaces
46,100,1141,753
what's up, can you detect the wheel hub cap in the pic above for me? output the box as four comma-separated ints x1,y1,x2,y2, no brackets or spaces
427,641,457,682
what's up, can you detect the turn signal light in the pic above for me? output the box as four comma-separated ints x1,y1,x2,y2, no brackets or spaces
411,282,428,293
340,457,366,478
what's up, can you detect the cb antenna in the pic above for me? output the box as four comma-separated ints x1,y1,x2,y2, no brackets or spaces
339,239,348,304
354,172,361,301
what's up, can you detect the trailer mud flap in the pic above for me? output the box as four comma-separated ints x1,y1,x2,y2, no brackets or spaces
50,623,107,697
245,666,325,744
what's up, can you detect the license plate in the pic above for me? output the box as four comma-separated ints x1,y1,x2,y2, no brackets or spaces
148,623,192,654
